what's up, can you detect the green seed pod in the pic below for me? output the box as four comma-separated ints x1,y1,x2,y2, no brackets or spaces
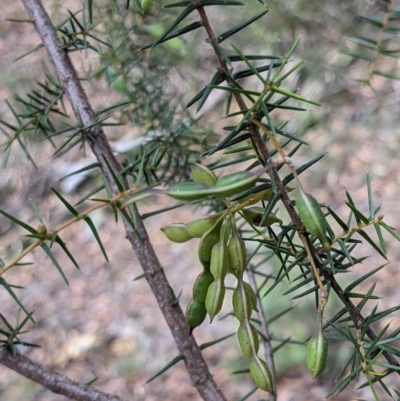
205,280,225,322
161,223,192,243
296,186,330,250
242,207,282,227
249,357,273,393
191,162,218,186
198,231,220,266
227,229,247,275
166,182,212,201
307,330,328,378
185,299,207,331
198,217,224,266
192,271,214,303
141,0,153,14
237,321,259,358
242,281,258,312
232,284,252,322
210,240,229,279
213,171,258,198
187,213,223,238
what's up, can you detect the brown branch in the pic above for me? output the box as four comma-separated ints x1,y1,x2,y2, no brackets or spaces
16,1,227,401
0,348,128,401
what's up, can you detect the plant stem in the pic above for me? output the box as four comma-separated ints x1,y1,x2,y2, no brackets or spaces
0,348,129,401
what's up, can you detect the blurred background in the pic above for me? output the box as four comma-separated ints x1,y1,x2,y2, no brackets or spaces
0,0,400,400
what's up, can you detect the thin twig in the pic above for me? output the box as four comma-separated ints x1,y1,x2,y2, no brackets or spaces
17,1,227,401
0,187,138,277
0,348,128,401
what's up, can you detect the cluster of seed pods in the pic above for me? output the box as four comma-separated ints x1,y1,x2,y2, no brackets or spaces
161,162,332,388
161,163,282,392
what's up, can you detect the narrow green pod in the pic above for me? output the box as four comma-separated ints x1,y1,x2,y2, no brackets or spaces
307,330,328,378
198,215,225,266
187,212,223,238
161,223,192,243
191,162,218,186
185,299,207,331
242,207,282,227
166,182,212,201
210,240,229,279
249,356,273,393
232,284,252,322
205,280,225,322
227,229,247,275
192,271,214,303
213,171,258,198
237,321,259,358
198,231,220,266
296,187,330,250
243,281,258,312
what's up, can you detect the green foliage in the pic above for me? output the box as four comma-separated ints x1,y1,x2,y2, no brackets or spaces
1,1,400,400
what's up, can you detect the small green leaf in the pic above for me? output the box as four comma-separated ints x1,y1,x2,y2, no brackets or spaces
357,229,387,259
216,10,269,43
40,242,69,285
0,278,35,323
141,21,202,50
207,85,261,96
102,155,124,193
51,188,79,216
0,208,37,234
373,223,387,256
379,221,400,241
84,217,108,262
345,264,386,292
326,206,349,232
146,354,184,383
151,4,195,48
270,85,322,106
55,235,80,270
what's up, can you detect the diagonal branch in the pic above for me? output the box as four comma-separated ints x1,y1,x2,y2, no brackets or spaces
14,1,227,401
0,348,128,401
